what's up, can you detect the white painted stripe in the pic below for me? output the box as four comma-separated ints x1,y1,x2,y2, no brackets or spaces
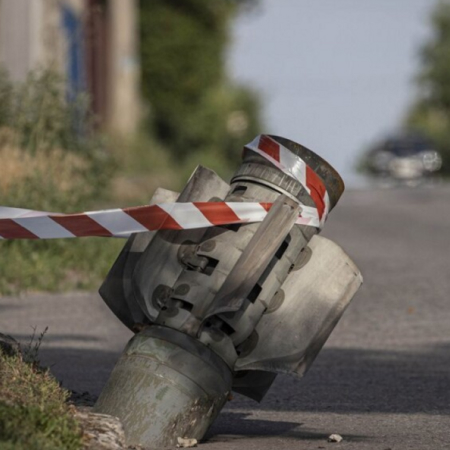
296,216,319,228
87,209,148,236
297,206,320,228
0,207,50,219
14,216,75,239
247,139,310,194
247,135,328,226
279,145,308,189
225,202,268,222
295,216,313,226
299,205,319,219
247,135,261,151
321,192,331,227
158,203,212,229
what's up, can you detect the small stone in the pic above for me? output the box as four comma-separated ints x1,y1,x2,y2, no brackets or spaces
176,437,198,448
328,434,343,443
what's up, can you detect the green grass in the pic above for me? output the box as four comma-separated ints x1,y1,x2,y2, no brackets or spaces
0,68,242,295
0,69,128,295
0,350,82,450
0,238,124,295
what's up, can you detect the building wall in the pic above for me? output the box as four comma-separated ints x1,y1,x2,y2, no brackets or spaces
108,0,140,135
0,0,33,81
0,0,140,135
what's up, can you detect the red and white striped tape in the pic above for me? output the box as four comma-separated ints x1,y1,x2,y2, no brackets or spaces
0,201,320,240
0,135,330,240
245,135,330,227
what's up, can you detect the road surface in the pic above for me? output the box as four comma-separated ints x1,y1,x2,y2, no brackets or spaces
1,185,450,449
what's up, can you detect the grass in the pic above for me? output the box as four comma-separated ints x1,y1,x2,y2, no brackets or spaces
0,129,177,294
0,70,141,295
0,338,82,450
0,238,124,295
0,126,125,294
0,69,245,297
0,69,243,295
108,131,180,205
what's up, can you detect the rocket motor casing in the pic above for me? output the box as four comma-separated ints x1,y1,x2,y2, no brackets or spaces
95,136,362,448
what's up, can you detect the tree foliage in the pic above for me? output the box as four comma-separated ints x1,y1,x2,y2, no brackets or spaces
139,0,262,173
406,0,450,174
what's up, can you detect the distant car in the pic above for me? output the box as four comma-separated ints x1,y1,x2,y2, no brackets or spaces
366,132,442,180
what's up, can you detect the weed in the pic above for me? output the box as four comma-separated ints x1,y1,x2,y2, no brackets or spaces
0,350,82,450
20,326,48,368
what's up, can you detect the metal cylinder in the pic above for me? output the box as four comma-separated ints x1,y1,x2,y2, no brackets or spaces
96,135,350,446
94,326,232,449
234,134,345,209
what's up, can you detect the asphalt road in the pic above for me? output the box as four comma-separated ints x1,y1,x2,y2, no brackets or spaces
1,185,450,449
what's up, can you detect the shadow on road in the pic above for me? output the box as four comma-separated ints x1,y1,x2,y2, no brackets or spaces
205,412,370,443
13,332,103,343
36,343,450,416
239,345,450,415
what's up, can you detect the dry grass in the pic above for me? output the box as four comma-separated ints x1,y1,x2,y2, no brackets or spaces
0,70,125,294
0,128,91,202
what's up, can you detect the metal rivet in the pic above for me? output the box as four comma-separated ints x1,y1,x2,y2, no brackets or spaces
200,240,216,252
174,284,190,296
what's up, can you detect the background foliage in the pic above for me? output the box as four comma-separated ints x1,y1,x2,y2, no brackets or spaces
139,0,262,177
0,70,123,294
0,2,262,294
405,0,450,175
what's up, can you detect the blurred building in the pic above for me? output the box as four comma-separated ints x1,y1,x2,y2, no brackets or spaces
0,0,140,135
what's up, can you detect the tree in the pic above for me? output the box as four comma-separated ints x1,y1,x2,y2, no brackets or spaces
139,0,262,174
406,0,450,174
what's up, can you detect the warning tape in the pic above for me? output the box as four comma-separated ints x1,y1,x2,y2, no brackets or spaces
0,135,330,240
0,202,320,240
245,135,330,227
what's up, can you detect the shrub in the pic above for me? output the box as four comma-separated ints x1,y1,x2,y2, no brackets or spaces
0,350,82,450
139,0,263,167
405,0,450,174
0,69,121,294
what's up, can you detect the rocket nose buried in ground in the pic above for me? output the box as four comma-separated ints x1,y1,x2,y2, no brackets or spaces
95,135,362,448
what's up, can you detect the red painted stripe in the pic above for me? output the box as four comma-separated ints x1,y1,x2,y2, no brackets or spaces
260,202,272,213
124,205,183,230
305,166,327,219
193,202,241,226
0,219,39,239
50,214,113,237
258,135,280,162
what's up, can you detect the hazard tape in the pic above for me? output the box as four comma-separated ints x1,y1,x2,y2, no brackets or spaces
0,202,320,240
245,135,330,227
0,135,330,240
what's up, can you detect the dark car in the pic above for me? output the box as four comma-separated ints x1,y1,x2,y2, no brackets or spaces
366,131,442,180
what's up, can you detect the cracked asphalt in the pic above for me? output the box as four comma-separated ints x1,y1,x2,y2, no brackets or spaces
1,185,450,449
